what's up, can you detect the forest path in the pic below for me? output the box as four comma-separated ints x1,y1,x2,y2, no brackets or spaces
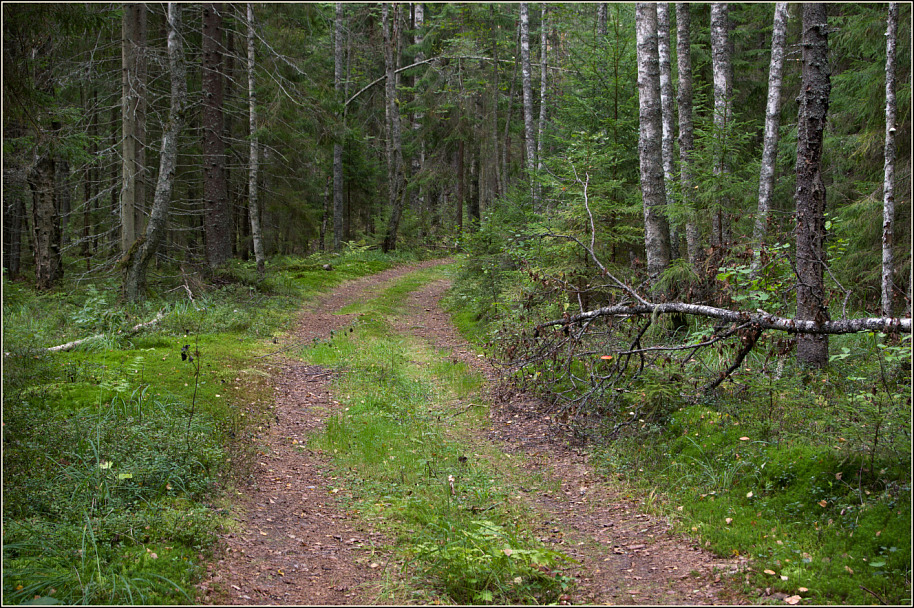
200,259,748,605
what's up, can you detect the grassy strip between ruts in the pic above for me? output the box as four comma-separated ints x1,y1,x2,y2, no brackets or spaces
301,264,577,605
2,248,421,605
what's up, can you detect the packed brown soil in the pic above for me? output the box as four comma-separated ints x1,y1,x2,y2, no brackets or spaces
200,260,749,605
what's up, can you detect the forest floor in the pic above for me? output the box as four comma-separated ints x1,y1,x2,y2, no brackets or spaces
199,260,751,605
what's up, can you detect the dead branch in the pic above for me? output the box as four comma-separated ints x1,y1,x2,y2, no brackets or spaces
47,309,166,352
540,302,910,335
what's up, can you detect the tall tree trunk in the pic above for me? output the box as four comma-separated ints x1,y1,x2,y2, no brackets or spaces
121,2,147,254
710,3,732,248
795,2,831,367
123,3,187,302
882,2,899,317
246,2,265,278
753,3,789,264
456,138,464,231
519,3,537,207
411,2,426,218
203,3,231,267
29,156,60,290
676,4,699,267
469,147,480,227
333,2,345,252
536,4,548,179
382,3,405,252
635,3,671,282
501,26,520,196
3,168,26,279
597,3,607,37
657,3,678,260
321,175,329,252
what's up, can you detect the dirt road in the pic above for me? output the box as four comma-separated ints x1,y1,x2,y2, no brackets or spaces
200,260,747,605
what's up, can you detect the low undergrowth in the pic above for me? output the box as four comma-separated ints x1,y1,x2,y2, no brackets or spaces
446,249,912,605
303,266,576,605
2,247,423,605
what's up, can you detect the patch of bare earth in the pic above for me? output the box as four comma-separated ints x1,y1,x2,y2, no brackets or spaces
202,260,750,605
395,278,751,605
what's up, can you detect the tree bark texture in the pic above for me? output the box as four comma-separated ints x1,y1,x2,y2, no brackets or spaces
882,2,899,317
411,2,426,217
635,3,671,281
120,3,147,254
29,156,61,290
657,3,678,260
710,3,732,248
537,5,548,176
333,2,344,252
203,3,231,267
676,3,699,267
519,3,537,207
382,3,405,252
456,138,464,231
795,3,831,367
753,3,789,257
247,3,266,278
123,3,187,302
3,167,27,279
597,3,607,38
540,302,910,337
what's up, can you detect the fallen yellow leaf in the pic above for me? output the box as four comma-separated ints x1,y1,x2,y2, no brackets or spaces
764,569,776,576
818,500,827,507
845,565,854,575
785,595,801,605
798,587,808,593
725,518,733,525
739,437,750,441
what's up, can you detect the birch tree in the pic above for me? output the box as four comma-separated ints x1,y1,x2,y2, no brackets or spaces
710,3,732,248
247,2,265,279
752,3,789,263
657,3,678,260
635,2,671,281
333,2,344,252
519,3,537,207
123,3,187,302
882,2,899,317
537,4,548,177
795,2,831,367
202,3,231,267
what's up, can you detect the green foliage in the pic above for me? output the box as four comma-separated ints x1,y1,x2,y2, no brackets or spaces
2,250,427,605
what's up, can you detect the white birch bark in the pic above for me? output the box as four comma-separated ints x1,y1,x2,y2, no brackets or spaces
752,3,789,262
519,3,537,207
882,3,899,317
247,2,265,279
123,3,186,302
657,3,678,260
537,5,548,175
635,3,671,281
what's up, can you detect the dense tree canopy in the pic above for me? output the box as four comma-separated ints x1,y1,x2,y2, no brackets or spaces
2,3,910,317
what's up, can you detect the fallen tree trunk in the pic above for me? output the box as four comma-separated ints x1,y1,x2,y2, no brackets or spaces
540,302,911,335
47,310,166,353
